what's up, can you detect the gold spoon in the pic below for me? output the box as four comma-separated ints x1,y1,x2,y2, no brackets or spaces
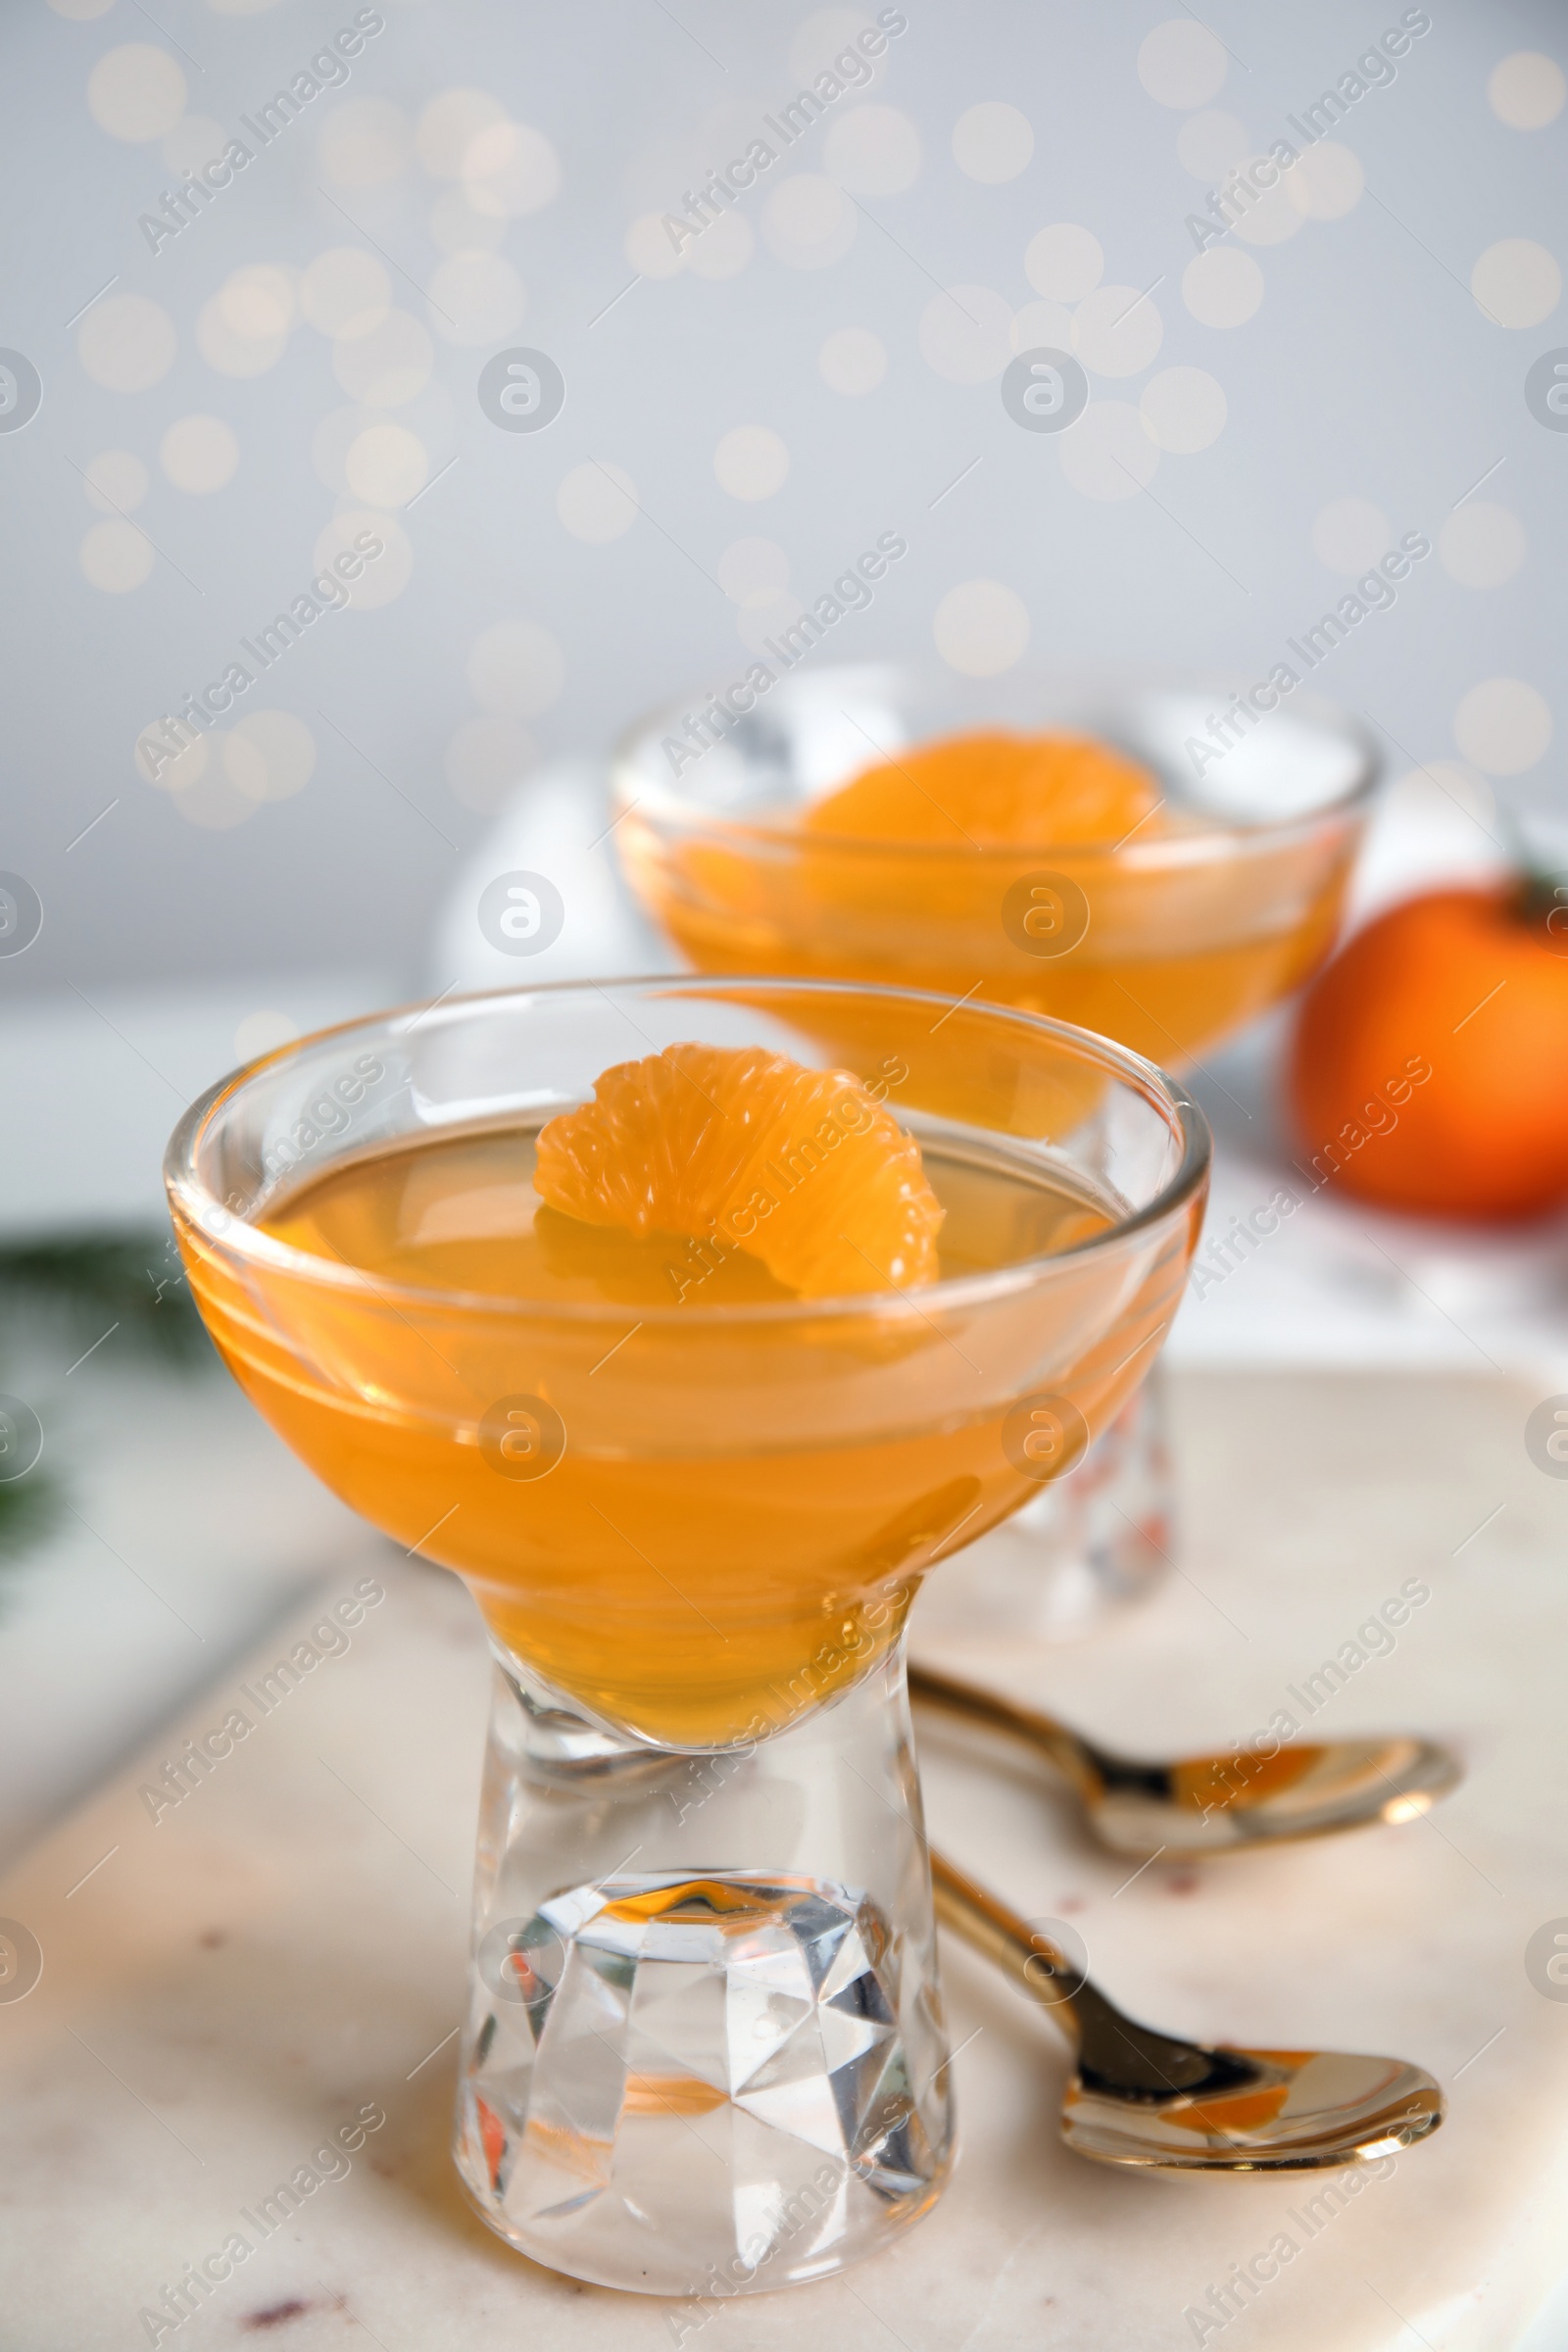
911,1663,1461,1860
931,1849,1445,2171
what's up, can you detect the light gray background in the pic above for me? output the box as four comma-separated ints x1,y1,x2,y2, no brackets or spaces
1,0,1563,1003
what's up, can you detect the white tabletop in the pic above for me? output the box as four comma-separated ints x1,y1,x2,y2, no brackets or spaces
3,1364,1567,2348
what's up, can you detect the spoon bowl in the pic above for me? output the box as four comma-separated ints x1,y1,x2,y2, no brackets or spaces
931,1850,1445,2172
912,1664,1461,1859
1063,2044,1444,2171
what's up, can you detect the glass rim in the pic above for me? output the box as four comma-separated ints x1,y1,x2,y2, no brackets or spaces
612,663,1382,861
165,974,1212,1326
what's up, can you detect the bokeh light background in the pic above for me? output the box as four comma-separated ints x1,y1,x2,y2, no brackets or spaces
2,0,1564,1002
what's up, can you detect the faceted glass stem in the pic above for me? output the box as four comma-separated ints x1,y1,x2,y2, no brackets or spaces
454,1640,955,2296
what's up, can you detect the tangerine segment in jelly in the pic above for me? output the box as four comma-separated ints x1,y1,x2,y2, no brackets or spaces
534,1043,944,1298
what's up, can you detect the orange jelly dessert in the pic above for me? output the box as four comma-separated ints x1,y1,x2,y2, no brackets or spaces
617,724,1360,1067
180,1032,1193,1747
167,978,1206,2298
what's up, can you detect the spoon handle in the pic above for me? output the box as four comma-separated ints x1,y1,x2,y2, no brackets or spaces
910,1664,1099,1793
928,1848,1085,2044
929,1849,1253,2100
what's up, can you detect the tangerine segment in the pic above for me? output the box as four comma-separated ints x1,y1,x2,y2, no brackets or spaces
533,1044,944,1298
806,728,1163,848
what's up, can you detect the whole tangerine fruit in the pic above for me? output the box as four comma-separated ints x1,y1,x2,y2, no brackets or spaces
1287,881,1568,1221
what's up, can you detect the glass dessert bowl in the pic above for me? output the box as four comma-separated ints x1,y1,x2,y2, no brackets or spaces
612,669,1376,1634
165,976,1207,2296
611,665,1379,1064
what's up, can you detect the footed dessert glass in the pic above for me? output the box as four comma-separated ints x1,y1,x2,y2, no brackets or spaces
166,976,1207,2295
